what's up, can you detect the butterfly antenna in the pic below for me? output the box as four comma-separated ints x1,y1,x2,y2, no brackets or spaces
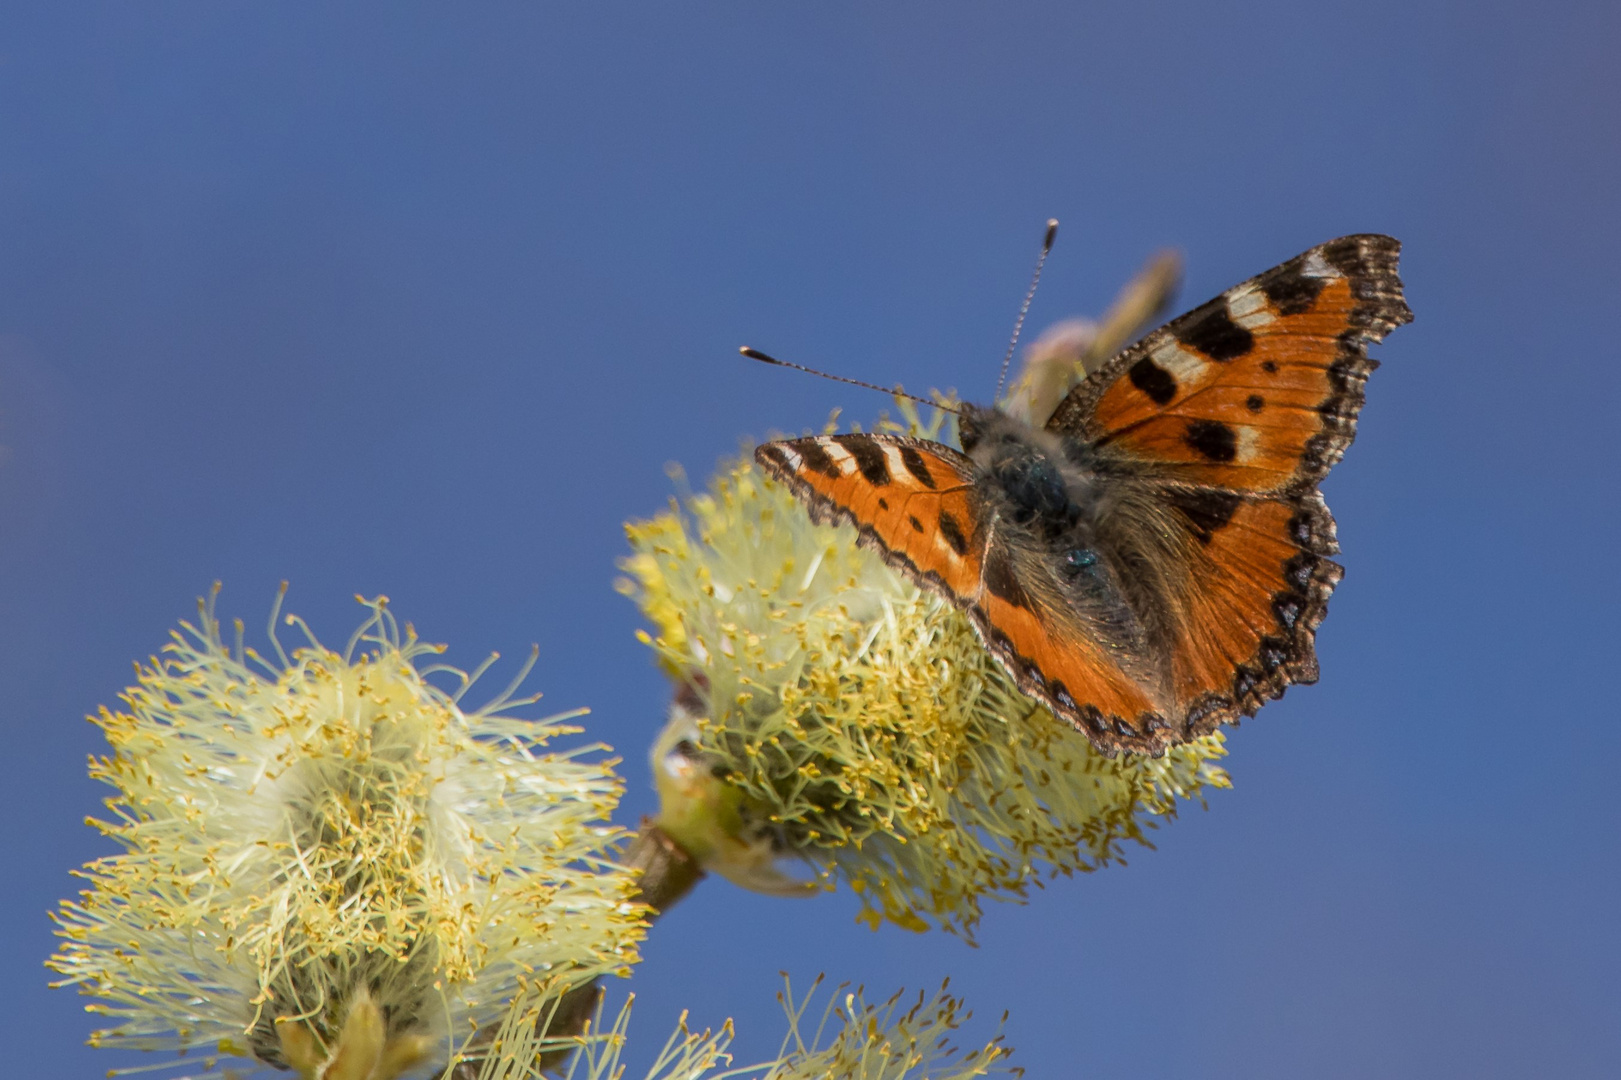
740,347,959,414
994,218,1059,404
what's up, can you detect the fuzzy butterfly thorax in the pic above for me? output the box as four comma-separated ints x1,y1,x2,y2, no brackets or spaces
957,405,1159,675
959,405,1090,542
756,234,1412,756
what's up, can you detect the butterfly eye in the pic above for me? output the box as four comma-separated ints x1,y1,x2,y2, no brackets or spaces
1062,548,1098,575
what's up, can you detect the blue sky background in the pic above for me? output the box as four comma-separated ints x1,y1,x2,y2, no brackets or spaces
3,4,1617,1078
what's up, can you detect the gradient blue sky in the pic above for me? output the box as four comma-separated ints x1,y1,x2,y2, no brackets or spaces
3,4,1617,1078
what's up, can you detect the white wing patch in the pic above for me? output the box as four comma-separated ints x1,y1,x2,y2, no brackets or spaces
1226,286,1277,330
1301,250,1341,280
820,438,855,474
1150,338,1212,384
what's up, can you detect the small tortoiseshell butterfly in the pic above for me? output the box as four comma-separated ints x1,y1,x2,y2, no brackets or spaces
753,234,1411,756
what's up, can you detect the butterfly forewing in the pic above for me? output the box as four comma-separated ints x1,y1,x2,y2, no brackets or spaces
1049,234,1411,495
754,435,985,600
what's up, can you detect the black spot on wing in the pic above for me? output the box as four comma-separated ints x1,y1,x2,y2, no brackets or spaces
908,514,924,532
1184,419,1238,462
797,440,841,478
1128,357,1178,405
938,511,969,555
982,545,1030,609
1261,270,1327,315
1164,487,1243,544
1261,360,1278,373
1176,305,1255,361
1246,394,1265,413
899,446,937,489
833,434,891,485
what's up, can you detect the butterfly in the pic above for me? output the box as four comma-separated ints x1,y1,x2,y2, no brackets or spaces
753,234,1411,756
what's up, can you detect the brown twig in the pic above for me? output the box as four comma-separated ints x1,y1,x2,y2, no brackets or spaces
624,815,708,911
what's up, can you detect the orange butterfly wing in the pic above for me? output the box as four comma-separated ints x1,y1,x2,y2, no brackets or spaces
1053,235,1411,741
1049,234,1411,494
753,434,1162,732
755,434,984,600
1149,488,1345,735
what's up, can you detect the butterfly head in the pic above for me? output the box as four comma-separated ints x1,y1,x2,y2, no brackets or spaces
954,402,1002,455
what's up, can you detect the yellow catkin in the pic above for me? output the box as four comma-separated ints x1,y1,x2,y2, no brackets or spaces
49,591,646,1078
622,403,1230,937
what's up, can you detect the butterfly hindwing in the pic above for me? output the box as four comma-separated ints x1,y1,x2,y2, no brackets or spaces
958,517,1165,749
1151,487,1345,735
756,431,1167,752
1048,234,1412,494
965,582,1167,753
